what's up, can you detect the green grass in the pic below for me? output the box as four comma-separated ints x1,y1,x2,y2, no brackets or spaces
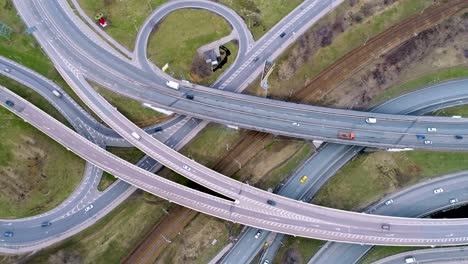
313,151,468,211
28,191,172,264
107,146,145,163
97,172,116,191
148,9,232,83
370,66,468,107
273,237,323,264
261,0,434,99
181,123,243,167
359,246,423,264
0,107,85,218
435,104,468,117
77,0,167,50
217,0,303,40
91,83,166,126
259,142,313,189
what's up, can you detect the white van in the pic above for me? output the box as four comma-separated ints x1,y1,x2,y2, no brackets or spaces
405,256,416,263
52,90,62,98
365,117,377,124
166,80,179,90
131,132,141,140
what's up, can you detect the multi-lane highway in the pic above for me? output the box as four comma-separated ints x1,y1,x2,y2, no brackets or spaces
15,0,468,150
311,170,468,264
0,56,204,253
4,0,468,253
221,79,468,264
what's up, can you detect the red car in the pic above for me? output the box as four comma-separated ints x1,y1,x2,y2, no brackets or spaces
338,132,355,140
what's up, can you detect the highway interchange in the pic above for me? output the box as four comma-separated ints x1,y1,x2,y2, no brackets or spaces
2,0,468,261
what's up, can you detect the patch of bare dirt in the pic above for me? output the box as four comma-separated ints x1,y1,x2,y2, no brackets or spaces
282,248,302,264
0,136,46,202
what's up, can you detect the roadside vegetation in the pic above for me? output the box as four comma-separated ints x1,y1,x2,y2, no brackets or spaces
359,246,423,264
246,0,437,99
273,237,322,264
90,83,170,127
0,106,85,218
216,0,303,40
369,66,468,107
27,191,171,264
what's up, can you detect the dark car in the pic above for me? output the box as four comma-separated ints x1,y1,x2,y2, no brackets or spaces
186,94,194,100
3,231,13,238
5,100,14,107
416,134,425,140
279,32,286,38
381,224,390,231
154,127,163,133
455,135,464,140
41,221,52,227
253,57,259,62
267,199,276,206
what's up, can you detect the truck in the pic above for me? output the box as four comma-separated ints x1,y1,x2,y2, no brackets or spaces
131,132,141,140
52,90,62,98
338,132,355,140
166,80,179,90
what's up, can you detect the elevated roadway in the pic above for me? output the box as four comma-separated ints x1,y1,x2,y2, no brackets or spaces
8,0,468,250
15,0,468,150
221,79,468,264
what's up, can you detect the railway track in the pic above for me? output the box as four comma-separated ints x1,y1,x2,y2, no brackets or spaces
293,0,468,103
121,132,273,263
118,2,468,262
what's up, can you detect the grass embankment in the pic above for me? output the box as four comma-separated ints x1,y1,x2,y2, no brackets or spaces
28,191,171,264
273,238,323,264
248,0,435,99
147,9,234,84
90,83,168,126
370,66,468,107
217,0,303,40
313,151,468,211
77,0,166,50
0,106,85,218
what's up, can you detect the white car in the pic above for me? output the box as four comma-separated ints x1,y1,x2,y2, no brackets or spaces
433,188,444,194
424,140,432,145
384,199,394,206
365,118,377,124
4,68,10,73
254,230,262,239
84,204,94,212
427,127,437,132
405,257,416,263
449,198,458,204
292,122,300,126
183,165,191,171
